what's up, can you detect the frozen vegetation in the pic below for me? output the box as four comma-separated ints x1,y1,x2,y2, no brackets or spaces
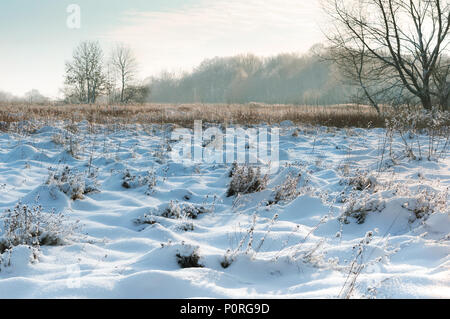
0,119,448,298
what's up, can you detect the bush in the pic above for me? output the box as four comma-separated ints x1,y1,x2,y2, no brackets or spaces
348,172,378,192
0,202,80,251
402,188,448,221
273,173,301,204
122,169,156,194
341,196,385,224
161,201,209,220
227,164,268,197
385,106,450,161
176,244,203,268
47,166,99,200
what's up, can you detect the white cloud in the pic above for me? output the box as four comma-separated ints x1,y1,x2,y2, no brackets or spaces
105,0,326,78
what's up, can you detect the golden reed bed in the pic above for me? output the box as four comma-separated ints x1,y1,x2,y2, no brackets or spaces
0,103,384,128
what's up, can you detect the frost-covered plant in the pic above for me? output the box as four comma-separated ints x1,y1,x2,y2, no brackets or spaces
347,171,378,192
122,169,156,193
338,230,381,299
0,245,39,270
227,164,268,197
47,166,99,200
153,138,171,164
273,173,301,204
254,213,279,253
285,215,329,267
51,133,65,146
221,214,258,268
145,170,157,195
341,193,385,224
51,132,81,158
402,188,448,221
177,220,195,232
385,106,450,161
134,214,157,226
0,202,80,251
176,243,203,268
161,201,210,220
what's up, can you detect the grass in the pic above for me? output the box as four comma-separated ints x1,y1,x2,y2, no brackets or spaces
0,102,385,128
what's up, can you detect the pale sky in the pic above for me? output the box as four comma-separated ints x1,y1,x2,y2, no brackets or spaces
0,0,326,98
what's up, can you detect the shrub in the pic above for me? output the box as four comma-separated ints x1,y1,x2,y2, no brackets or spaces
122,169,156,194
385,106,450,161
347,172,378,192
177,220,195,232
47,166,100,200
341,194,385,224
134,214,157,226
176,244,203,268
226,164,268,197
0,202,80,251
273,173,301,204
161,201,209,220
402,188,448,221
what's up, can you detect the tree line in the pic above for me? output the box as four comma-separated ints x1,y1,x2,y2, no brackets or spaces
147,47,356,105
2,0,448,111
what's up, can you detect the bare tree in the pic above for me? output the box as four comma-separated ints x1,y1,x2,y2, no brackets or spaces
324,0,450,111
65,41,105,104
110,44,137,103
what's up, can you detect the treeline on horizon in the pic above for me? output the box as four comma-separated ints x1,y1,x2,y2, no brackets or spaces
147,46,356,105
0,45,357,105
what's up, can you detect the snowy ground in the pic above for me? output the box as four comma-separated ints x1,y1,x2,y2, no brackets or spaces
0,121,448,298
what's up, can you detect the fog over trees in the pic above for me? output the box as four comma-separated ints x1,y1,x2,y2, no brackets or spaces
1,45,356,105
147,47,356,105
0,89,49,104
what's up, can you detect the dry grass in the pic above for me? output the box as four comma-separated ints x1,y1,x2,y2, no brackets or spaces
0,102,384,128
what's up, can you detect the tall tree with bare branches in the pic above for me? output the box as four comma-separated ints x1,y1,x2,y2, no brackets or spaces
65,41,105,104
324,0,450,111
111,44,137,103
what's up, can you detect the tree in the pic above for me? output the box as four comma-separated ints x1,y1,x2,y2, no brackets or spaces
324,0,450,111
110,44,137,103
65,41,106,104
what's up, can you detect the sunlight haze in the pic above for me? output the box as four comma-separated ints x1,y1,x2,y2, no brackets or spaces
0,0,325,98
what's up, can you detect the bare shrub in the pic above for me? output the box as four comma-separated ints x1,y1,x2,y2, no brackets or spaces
221,214,258,268
226,164,268,197
177,220,195,232
122,169,156,193
47,166,100,200
402,188,448,221
339,231,379,299
347,171,378,192
176,244,203,268
341,194,385,224
385,107,450,161
161,201,209,220
0,202,80,251
272,173,301,204
51,133,66,146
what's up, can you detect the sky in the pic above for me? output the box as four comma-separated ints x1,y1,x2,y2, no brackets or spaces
0,0,326,98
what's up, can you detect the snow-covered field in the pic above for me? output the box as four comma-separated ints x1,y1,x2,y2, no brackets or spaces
0,121,448,298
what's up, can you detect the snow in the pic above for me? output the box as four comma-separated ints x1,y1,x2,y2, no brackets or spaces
0,122,448,298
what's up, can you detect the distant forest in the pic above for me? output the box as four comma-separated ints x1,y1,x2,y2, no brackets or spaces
1,45,357,105
147,46,356,105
